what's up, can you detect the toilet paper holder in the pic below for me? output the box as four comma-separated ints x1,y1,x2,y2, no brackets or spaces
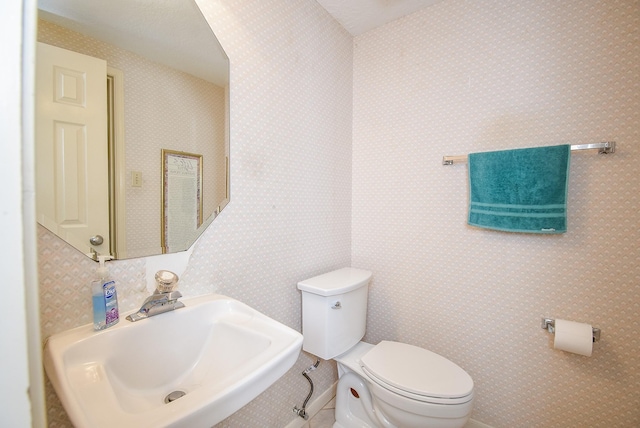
541,318,601,342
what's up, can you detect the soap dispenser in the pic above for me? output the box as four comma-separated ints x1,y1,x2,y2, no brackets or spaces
91,255,119,330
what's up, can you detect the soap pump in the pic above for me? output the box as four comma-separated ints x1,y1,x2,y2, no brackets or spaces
91,255,119,330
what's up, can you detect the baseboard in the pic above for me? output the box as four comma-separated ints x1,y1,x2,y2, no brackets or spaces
466,419,494,428
284,381,338,428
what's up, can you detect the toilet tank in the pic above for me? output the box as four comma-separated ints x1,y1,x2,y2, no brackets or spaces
297,268,372,360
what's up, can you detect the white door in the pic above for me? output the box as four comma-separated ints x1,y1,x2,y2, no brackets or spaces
36,42,110,256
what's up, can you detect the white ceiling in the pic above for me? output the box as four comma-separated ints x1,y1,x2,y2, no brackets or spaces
315,0,445,36
38,0,444,82
38,0,229,86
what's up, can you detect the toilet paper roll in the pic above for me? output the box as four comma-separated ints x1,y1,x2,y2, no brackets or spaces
553,319,593,357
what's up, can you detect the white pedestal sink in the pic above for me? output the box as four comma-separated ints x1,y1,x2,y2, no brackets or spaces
43,293,303,427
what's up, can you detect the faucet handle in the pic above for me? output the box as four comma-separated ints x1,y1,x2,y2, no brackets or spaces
155,270,179,293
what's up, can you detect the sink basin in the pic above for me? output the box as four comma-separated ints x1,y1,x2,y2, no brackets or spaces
43,293,303,427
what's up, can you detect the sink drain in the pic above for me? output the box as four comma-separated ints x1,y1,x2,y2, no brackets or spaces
164,390,186,403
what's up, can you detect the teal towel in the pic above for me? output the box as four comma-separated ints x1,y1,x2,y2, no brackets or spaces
468,145,571,234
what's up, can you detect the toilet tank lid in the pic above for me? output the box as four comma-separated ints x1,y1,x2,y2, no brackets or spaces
297,268,372,296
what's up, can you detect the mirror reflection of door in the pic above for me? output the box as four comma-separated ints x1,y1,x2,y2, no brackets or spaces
36,0,230,260
36,42,110,256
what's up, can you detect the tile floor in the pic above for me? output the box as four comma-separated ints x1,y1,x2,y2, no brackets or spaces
303,397,477,428
303,397,336,428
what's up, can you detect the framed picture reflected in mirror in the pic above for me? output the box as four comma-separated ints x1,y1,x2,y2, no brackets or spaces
161,149,203,252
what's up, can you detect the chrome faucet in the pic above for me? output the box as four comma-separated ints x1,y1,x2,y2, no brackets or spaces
126,270,185,322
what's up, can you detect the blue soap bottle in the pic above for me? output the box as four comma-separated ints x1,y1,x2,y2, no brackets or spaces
92,255,119,330
92,278,106,330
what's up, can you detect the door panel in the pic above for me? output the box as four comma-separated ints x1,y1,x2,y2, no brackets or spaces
36,42,110,256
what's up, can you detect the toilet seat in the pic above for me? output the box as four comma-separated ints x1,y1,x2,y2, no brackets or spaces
360,341,474,405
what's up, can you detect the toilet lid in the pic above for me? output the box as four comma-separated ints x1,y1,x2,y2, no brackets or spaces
360,341,473,399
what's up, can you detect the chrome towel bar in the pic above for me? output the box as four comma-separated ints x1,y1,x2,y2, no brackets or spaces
443,141,616,165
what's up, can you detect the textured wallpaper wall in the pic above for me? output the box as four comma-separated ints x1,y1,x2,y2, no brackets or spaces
37,0,639,427
352,1,639,427
38,0,352,426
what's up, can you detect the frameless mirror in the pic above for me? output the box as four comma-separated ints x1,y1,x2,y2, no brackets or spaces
35,0,230,260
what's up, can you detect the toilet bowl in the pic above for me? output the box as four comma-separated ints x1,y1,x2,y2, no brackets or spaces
297,268,474,428
334,341,473,428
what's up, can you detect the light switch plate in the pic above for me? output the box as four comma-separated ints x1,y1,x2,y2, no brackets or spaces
131,171,142,187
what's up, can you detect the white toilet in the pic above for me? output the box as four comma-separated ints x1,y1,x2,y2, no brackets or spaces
298,268,474,428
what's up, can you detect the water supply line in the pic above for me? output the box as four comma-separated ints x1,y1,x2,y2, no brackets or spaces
293,358,320,420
